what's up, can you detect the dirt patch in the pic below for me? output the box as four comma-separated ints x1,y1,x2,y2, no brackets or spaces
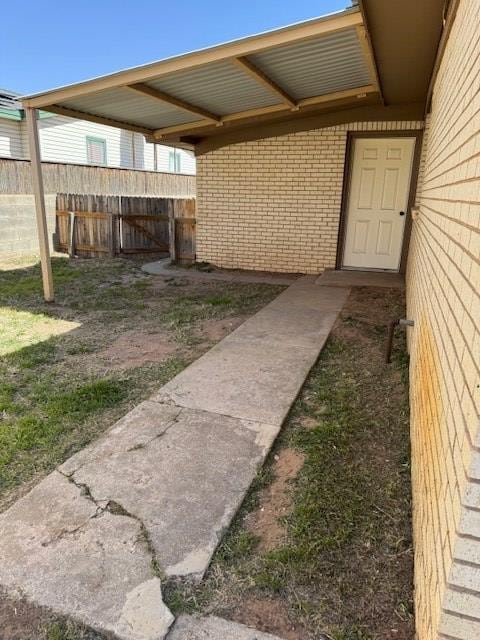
99,330,178,370
245,448,304,552
0,593,106,640
0,595,46,640
334,322,372,346
298,415,319,430
232,596,308,640
196,316,247,343
341,286,401,325
151,278,169,292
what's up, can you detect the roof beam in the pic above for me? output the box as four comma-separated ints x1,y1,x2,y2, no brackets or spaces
153,84,377,139
22,9,362,108
232,57,297,108
196,102,425,155
298,84,375,107
44,104,154,136
125,83,221,123
355,25,382,98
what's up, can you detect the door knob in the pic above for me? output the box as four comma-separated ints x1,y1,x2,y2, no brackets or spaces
399,211,406,216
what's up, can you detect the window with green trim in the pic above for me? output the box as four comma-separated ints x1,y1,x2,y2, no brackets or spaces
86,136,107,165
168,149,182,173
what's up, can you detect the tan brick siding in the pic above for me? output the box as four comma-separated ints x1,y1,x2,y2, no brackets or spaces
196,121,423,274
406,1,480,638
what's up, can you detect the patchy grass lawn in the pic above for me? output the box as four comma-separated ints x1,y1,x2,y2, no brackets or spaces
0,263,412,640
0,253,284,640
164,287,413,640
0,254,283,511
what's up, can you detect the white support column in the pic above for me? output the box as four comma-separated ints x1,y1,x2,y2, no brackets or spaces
25,106,54,302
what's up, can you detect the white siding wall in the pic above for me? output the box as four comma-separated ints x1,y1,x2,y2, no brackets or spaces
0,118,23,158
34,116,132,166
1,113,196,174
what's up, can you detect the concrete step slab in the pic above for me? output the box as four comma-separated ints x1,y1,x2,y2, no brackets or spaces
316,268,405,289
168,615,286,639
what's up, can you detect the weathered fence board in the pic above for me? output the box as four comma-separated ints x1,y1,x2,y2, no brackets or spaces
56,211,114,258
173,218,196,264
120,215,169,253
55,194,195,260
0,158,196,198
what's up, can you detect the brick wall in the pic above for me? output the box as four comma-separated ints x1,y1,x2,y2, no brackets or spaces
406,0,480,638
196,121,423,274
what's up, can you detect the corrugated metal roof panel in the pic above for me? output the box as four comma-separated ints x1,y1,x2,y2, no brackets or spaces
147,61,282,116
61,88,202,129
45,19,373,133
249,27,371,100
21,9,359,104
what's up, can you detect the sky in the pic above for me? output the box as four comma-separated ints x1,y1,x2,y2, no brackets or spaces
1,0,348,96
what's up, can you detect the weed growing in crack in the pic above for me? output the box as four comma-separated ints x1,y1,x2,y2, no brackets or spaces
105,500,163,578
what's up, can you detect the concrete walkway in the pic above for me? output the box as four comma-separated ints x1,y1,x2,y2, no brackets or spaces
0,277,349,640
142,257,298,286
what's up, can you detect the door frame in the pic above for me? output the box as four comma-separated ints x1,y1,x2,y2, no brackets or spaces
335,130,424,274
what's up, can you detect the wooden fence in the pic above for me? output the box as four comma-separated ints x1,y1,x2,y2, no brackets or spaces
0,158,196,198
55,194,195,262
168,199,196,265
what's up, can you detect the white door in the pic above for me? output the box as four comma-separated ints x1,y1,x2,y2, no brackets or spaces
342,137,416,271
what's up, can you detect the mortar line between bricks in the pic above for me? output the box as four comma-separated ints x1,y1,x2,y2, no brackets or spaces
441,608,480,623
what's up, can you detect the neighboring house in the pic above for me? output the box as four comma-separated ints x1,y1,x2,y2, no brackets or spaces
20,1,480,639
0,89,195,174
0,88,195,256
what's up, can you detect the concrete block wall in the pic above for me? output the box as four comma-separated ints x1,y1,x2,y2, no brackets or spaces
0,194,56,256
406,0,480,638
196,121,423,274
0,158,196,257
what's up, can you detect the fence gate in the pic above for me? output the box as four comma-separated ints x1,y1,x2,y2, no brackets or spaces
55,194,120,257
119,197,169,254
55,194,195,261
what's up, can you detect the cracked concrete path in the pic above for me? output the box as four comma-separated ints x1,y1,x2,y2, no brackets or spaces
61,402,279,579
0,277,348,639
0,472,174,640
